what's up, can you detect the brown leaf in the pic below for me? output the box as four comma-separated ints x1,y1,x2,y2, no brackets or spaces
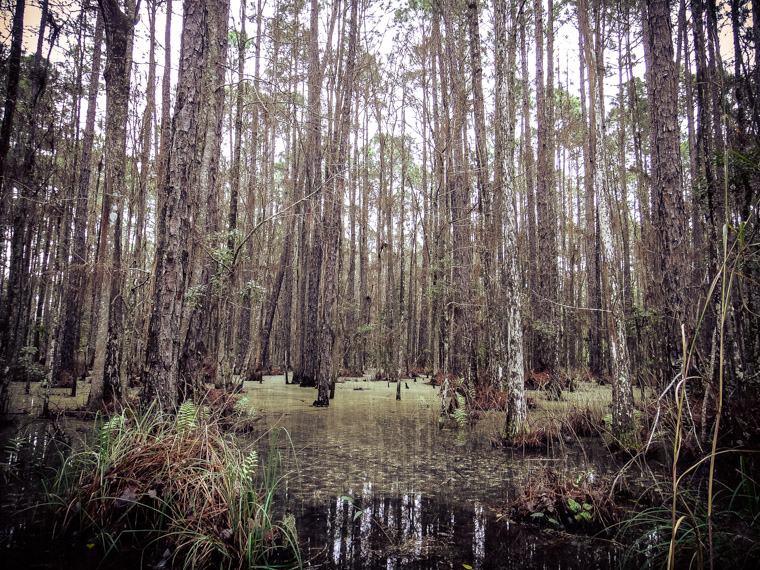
115,487,138,508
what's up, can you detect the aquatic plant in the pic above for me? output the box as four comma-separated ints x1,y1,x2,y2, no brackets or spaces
50,402,300,569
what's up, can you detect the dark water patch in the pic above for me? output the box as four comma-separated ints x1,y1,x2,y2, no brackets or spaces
1,417,81,566
1,419,72,521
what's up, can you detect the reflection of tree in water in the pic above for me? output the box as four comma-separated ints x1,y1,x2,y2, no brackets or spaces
359,481,373,562
473,501,486,567
299,488,628,569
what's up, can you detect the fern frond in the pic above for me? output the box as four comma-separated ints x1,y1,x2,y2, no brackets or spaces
453,394,467,428
242,450,258,484
177,401,198,433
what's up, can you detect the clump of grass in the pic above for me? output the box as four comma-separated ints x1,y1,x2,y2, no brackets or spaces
563,407,605,438
615,473,760,569
499,425,560,450
51,402,300,569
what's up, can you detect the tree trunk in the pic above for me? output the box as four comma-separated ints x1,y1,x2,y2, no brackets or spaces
155,0,173,215
441,0,474,382
178,0,229,397
533,0,560,379
579,0,635,438
88,0,136,410
0,0,25,236
579,2,602,378
316,0,359,406
58,12,104,384
520,15,537,372
144,0,231,410
643,0,688,377
300,0,324,389
495,0,526,436
467,0,494,386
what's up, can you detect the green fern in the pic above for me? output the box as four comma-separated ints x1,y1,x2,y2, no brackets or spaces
176,401,198,433
453,394,467,428
242,450,258,484
99,413,125,450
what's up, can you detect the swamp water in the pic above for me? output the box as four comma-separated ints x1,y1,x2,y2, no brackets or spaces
242,376,628,569
0,378,633,569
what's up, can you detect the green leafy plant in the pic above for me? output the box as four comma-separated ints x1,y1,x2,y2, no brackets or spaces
238,280,266,303
19,346,46,383
567,497,593,523
233,395,256,419
184,283,207,308
453,394,467,428
529,511,560,526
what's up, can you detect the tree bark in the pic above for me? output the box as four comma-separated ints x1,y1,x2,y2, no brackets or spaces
155,0,173,216
299,0,324,388
495,0,526,436
520,14,537,372
643,0,687,377
177,0,229,397
144,0,230,410
533,0,560,379
58,11,104,383
88,0,136,410
579,1,602,378
0,0,26,232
